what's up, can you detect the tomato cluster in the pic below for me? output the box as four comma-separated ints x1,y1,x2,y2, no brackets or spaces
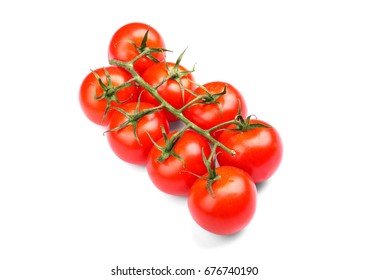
79,22,283,236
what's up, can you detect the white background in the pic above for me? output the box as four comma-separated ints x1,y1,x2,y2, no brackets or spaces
1,0,368,279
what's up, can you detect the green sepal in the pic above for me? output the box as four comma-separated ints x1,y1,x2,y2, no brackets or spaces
169,48,196,103
103,101,163,146
129,27,171,64
90,68,136,124
146,126,187,166
233,114,271,132
201,144,221,198
186,83,227,115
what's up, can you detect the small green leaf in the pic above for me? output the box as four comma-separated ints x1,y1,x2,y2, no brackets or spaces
206,179,216,198
248,123,271,129
173,48,187,72
110,106,130,118
132,121,142,146
148,47,172,53
171,151,186,167
91,70,107,91
103,67,113,87
146,131,165,152
146,53,160,63
140,26,150,49
103,119,130,134
101,102,111,124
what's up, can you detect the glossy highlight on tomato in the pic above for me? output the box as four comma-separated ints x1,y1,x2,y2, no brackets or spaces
188,166,257,235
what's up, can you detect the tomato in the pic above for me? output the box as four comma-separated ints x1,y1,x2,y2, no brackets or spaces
188,166,257,235
106,102,169,165
139,62,196,122
147,130,211,196
216,119,283,183
183,81,247,136
108,22,166,74
79,66,138,125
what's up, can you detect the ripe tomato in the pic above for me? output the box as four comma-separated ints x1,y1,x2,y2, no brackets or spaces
188,166,257,235
216,119,283,183
106,102,169,165
147,130,211,196
183,81,247,136
79,66,138,126
139,62,196,122
108,22,166,74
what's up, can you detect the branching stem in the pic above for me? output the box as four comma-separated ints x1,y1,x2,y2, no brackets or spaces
109,56,236,156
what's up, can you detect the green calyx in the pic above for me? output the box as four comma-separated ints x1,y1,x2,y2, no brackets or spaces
234,114,271,132
169,49,195,102
147,126,188,165
92,68,136,123
104,100,163,146
182,83,226,117
129,26,170,64
154,48,195,104
197,84,227,104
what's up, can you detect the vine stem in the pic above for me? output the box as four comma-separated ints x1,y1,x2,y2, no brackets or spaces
207,119,238,132
110,55,235,156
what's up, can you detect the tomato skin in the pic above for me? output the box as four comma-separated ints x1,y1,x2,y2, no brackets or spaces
147,130,211,196
140,62,196,122
79,66,138,126
106,102,169,165
188,166,257,235
183,81,247,135
216,120,283,183
108,22,166,74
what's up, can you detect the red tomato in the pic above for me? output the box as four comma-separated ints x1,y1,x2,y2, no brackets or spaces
216,119,283,183
139,62,196,122
188,166,257,235
108,22,166,74
106,102,169,165
79,66,138,125
183,81,247,136
147,130,211,196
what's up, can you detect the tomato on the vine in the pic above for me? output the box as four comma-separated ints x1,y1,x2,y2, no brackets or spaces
79,66,138,126
188,166,257,235
108,22,166,74
139,62,196,122
106,102,169,165
147,130,211,196
79,21,283,236
216,119,283,183
183,81,247,136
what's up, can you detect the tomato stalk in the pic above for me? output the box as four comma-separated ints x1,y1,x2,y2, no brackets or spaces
110,55,236,156
147,124,190,164
202,144,221,198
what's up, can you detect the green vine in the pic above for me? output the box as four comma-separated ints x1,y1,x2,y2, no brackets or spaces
109,51,236,156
